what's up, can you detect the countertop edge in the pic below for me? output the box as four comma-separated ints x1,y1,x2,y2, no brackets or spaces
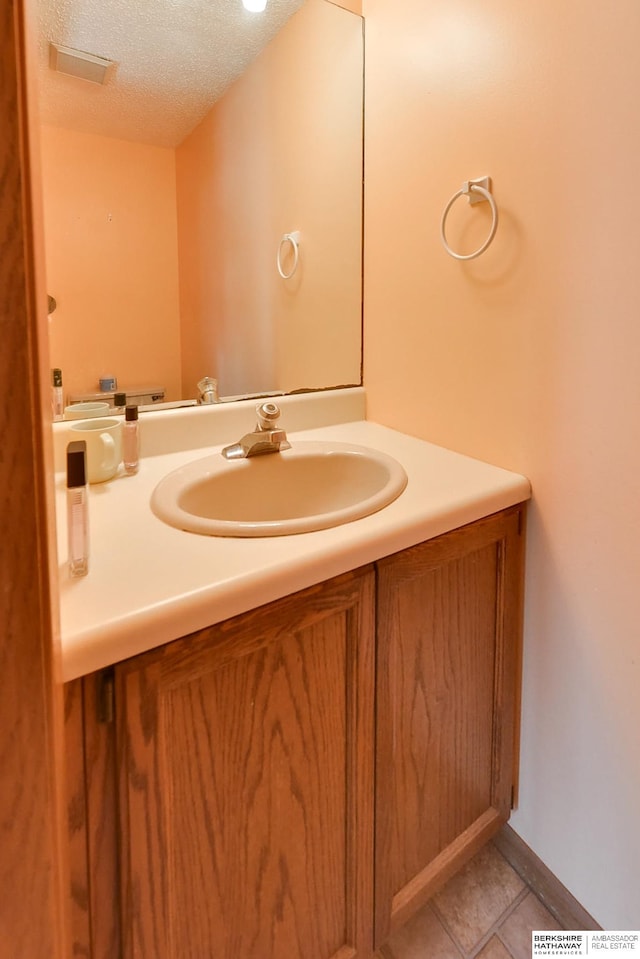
61,478,530,681
57,416,531,682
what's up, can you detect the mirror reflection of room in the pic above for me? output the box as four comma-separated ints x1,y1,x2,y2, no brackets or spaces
38,0,363,407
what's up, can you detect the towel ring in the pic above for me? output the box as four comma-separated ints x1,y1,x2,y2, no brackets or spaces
440,178,498,261
277,231,300,279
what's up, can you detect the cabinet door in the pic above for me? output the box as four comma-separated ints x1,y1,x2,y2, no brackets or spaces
116,568,375,959
374,507,525,945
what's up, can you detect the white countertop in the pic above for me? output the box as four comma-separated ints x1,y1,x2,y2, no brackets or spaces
54,393,530,681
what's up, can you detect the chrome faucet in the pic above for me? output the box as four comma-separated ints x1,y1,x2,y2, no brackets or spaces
197,376,218,404
221,402,291,460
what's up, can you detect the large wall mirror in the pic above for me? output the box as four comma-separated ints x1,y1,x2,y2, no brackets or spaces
35,0,363,405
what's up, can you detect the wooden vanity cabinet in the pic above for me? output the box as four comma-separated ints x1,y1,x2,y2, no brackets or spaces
374,507,524,945
64,506,525,959
66,567,376,959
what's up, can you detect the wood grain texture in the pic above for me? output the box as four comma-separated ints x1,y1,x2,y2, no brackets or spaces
116,568,375,959
64,680,91,957
374,507,525,946
64,671,134,959
0,1,65,956
83,671,122,959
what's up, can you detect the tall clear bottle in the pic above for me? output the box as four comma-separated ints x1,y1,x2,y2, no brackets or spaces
67,440,89,577
123,405,140,475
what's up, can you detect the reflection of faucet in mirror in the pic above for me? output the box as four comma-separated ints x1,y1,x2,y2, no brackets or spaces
197,377,219,404
36,0,364,408
221,403,291,460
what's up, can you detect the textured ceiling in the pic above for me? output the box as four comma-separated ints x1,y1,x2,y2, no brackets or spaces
36,0,307,147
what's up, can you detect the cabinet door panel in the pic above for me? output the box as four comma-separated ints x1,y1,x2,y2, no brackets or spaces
117,569,375,959
375,508,524,944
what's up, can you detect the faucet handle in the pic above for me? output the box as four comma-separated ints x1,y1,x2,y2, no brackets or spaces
221,402,289,459
197,377,218,404
256,402,282,430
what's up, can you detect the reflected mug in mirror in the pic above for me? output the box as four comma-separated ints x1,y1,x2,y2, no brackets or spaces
64,401,111,420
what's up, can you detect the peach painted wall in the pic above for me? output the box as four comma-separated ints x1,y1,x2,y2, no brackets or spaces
332,0,362,13
363,0,640,928
40,126,182,401
176,0,363,398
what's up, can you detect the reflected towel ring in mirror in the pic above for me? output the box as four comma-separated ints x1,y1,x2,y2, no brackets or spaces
277,230,301,279
440,177,498,261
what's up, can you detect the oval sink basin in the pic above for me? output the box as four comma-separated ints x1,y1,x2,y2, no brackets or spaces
151,441,408,537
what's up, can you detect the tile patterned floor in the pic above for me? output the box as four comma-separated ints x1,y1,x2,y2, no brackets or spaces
376,842,561,959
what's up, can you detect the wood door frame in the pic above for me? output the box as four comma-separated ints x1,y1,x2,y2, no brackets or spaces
0,0,65,955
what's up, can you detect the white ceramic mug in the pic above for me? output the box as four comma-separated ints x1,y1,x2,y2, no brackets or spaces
70,418,122,483
64,401,110,420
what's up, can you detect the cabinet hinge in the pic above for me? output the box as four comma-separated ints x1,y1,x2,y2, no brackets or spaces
510,784,516,809
97,667,115,724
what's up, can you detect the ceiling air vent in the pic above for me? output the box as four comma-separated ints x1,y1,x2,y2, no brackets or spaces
49,43,116,85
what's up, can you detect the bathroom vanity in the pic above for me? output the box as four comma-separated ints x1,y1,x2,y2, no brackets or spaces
55,390,529,959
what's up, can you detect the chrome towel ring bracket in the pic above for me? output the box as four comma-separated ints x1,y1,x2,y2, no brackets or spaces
277,230,301,279
440,176,498,261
